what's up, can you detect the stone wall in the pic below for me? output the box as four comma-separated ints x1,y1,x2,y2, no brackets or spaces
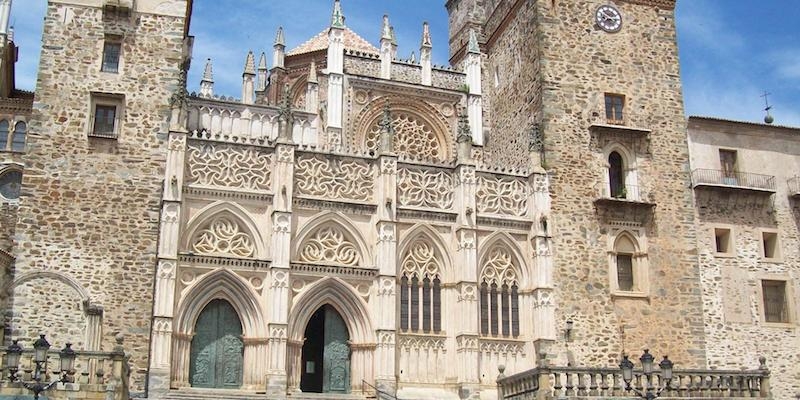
688,118,800,399
0,202,14,251
10,1,189,393
481,0,707,368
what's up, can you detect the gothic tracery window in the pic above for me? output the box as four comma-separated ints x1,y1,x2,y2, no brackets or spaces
399,240,442,333
479,247,520,338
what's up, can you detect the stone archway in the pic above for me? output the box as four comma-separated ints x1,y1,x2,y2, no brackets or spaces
287,277,375,393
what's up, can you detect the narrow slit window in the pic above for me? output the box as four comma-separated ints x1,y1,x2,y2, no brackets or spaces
480,283,489,335
422,277,431,332
410,276,419,331
400,276,409,331
617,254,634,291
432,278,441,333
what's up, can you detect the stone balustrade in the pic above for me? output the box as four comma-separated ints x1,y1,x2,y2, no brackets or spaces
497,363,771,400
185,96,318,147
788,176,800,196
0,344,130,400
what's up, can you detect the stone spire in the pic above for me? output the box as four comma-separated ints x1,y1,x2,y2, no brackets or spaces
242,51,256,104
420,21,432,86
308,59,318,84
305,60,319,114
380,15,393,79
0,0,11,36
257,52,268,92
273,27,286,69
331,0,345,28
199,58,214,98
381,14,392,41
464,29,483,145
243,50,256,75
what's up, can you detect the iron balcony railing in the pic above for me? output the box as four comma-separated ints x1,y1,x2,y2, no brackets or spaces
691,169,776,192
788,176,800,196
594,182,651,204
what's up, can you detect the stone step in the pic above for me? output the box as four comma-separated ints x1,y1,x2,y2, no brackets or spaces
160,389,368,400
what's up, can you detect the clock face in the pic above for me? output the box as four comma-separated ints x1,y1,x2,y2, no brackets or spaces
596,5,622,32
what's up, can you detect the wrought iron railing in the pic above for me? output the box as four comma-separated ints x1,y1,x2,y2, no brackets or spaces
498,363,770,399
594,182,649,203
691,169,776,192
788,176,800,196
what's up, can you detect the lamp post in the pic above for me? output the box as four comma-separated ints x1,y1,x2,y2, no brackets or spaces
4,334,76,400
619,349,673,400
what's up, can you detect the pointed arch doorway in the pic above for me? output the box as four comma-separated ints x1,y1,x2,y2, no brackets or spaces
300,305,351,393
189,299,244,389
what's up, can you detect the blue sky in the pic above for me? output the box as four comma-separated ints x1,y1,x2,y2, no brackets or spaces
10,1,800,126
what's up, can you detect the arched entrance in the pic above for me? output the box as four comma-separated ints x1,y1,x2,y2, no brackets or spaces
189,299,244,389
300,305,351,393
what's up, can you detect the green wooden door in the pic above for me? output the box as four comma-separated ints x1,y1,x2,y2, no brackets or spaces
322,307,350,393
189,299,244,389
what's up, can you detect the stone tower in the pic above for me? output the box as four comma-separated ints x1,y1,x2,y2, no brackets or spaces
7,0,192,394
448,0,708,367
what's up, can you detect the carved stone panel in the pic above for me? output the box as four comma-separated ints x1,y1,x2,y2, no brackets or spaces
298,225,360,266
295,155,374,201
186,142,272,191
398,167,454,210
476,175,528,216
191,216,256,258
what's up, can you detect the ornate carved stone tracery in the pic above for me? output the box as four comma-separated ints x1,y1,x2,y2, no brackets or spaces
186,142,272,191
401,240,442,280
294,155,374,201
477,175,528,216
298,225,361,266
398,168,454,210
481,247,518,286
190,216,256,258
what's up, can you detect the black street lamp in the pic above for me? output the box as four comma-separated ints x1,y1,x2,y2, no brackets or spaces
619,349,673,400
4,334,77,400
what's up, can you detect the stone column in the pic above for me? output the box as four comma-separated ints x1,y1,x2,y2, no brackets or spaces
454,163,480,397
149,128,187,396
464,30,484,145
375,149,398,391
529,172,556,358
286,339,304,392
269,141,295,394
242,337,269,390
170,332,193,388
350,343,376,393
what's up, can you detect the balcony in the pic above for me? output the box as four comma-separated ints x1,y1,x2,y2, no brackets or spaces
788,176,800,197
589,110,652,136
691,169,776,193
498,364,770,399
594,183,654,206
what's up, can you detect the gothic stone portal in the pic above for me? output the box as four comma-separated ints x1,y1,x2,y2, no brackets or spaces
189,299,244,389
300,305,351,393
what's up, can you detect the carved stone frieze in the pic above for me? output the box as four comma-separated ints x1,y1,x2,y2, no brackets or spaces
294,155,374,202
366,113,446,161
398,168,454,210
479,339,525,355
187,142,272,191
477,175,528,216
398,334,446,350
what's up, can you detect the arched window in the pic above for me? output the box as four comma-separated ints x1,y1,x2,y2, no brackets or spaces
11,122,26,152
399,240,442,333
609,151,625,198
0,120,9,151
609,231,649,296
479,247,520,338
0,170,22,200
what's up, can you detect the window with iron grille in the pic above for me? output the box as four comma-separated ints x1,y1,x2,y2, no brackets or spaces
93,104,117,137
102,41,122,73
762,280,788,323
605,93,625,124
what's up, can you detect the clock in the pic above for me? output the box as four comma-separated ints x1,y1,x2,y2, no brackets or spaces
595,5,622,32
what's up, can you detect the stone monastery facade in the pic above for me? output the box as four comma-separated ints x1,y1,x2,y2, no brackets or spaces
0,0,797,399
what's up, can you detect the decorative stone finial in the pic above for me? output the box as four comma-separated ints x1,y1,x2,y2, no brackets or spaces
468,29,480,54
421,21,432,48
409,51,416,64
457,110,472,144
381,14,392,41
308,59,318,84
379,100,394,153
201,58,213,83
243,51,256,75
390,26,397,46
759,356,768,370
258,52,267,70
331,0,345,28
274,26,286,47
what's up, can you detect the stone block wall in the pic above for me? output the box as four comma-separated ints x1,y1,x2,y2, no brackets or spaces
9,1,189,393
0,201,14,251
